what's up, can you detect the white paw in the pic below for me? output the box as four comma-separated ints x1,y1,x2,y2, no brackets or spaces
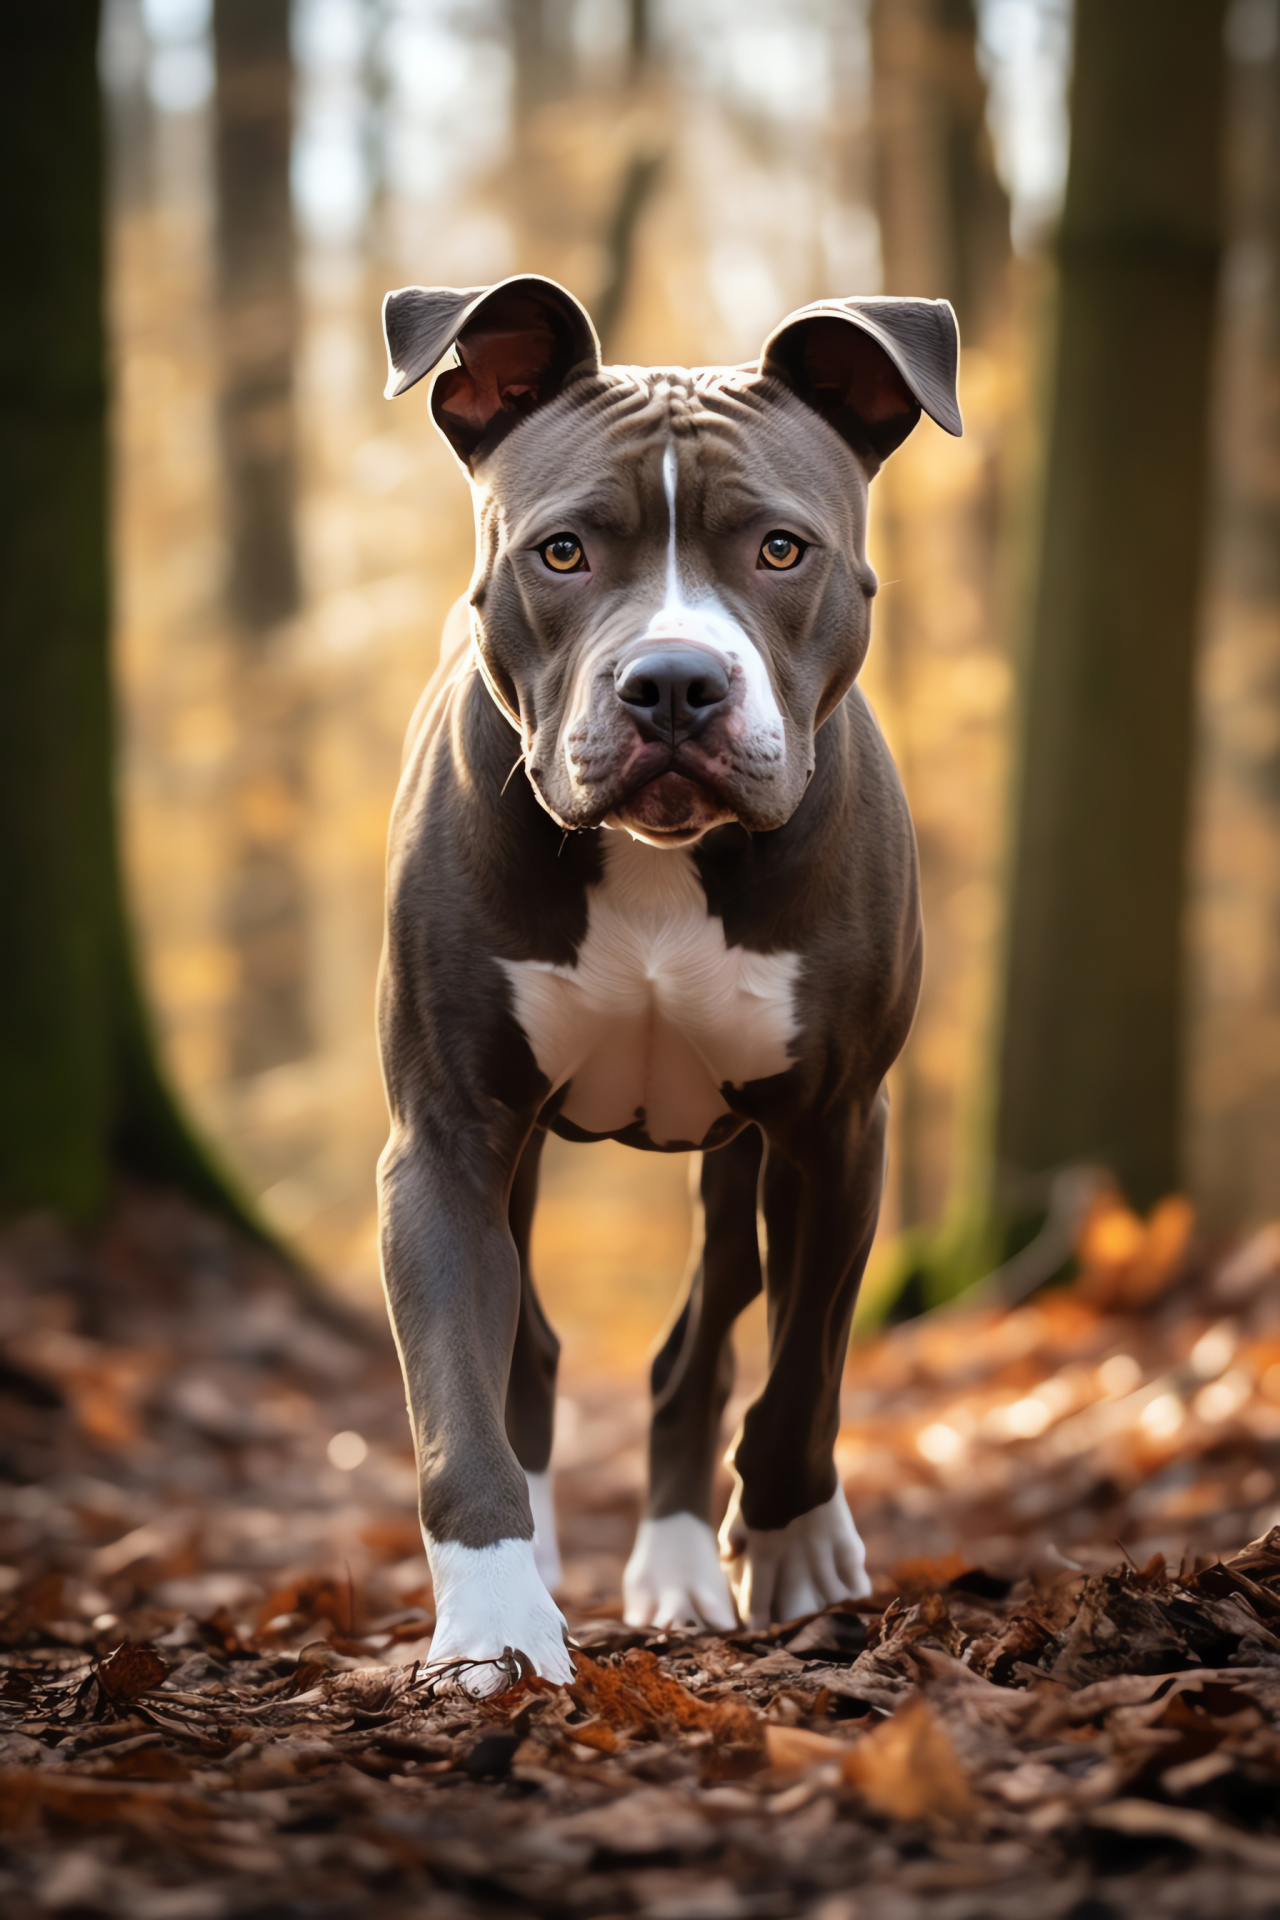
425,1535,574,1695
623,1512,738,1630
525,1468,562,1591
718,1483,870,1628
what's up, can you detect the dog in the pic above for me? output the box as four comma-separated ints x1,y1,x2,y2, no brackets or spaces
376,275,961,1691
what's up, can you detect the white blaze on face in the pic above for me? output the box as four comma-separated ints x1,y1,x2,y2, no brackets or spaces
652,441,785,762
662,440,680,604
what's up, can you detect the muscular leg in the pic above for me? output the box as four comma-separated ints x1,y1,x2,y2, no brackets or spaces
719,1094,887,1625
623,1125,764,1628
503,1127,562,1588
379,1111,572,1692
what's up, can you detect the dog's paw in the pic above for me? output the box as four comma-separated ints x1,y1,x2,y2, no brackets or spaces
718,1484,870,1628
425,1536,574,1695
622,1512,738,1630
525,1468,562,1592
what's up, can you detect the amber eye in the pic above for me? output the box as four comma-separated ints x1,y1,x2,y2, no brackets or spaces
759,531,806,571
540,534,587,573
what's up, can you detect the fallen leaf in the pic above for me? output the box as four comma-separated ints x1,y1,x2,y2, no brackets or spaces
570,1650,758,1746
565,1717,618,1752
764,1723,848,1774
841,1699,976,1823
892,1552,968,1593
0,1770,210,1830
96,1644,168,1707
1077,1193,1194,1311
1087,1798,1280,1870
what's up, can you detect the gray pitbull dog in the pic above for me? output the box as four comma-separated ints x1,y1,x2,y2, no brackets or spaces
377,275,961,1691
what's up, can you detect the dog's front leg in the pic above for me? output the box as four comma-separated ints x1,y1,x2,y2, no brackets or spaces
379,1118,573,1693
719,1095,887,1625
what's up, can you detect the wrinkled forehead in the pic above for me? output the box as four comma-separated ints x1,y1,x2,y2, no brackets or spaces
474,365,867,544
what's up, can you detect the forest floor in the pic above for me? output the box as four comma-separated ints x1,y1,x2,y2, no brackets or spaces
6,1190,1280,1918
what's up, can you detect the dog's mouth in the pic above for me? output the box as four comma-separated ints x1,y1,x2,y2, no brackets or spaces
595,735,739,844
607,768,736,843
543,721,779,844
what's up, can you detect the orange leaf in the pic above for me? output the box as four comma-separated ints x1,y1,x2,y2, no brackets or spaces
841,1700,975,1823
570,1650,758,1746
565,1717,618,1753
1128,1195,1195,1306
892,1551,967,1594
765,1724,848,1774
1076,1191,1194,1311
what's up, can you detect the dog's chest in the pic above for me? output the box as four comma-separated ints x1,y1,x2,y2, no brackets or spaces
499,838,801,1146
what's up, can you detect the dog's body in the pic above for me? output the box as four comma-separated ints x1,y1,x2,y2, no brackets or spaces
376,278,961,1689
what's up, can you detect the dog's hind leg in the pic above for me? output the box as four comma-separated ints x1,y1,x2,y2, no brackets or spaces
503,1126,562,1590
622,1124,764,1629
719,1095,887,1625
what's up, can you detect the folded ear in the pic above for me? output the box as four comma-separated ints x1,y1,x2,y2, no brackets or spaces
382,275,600,467
759,296,962,467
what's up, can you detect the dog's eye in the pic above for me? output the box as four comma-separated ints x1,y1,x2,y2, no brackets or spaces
540,534,587,574
758,531,806,571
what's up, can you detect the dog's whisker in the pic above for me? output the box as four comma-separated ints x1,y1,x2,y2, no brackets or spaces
500,753,524,797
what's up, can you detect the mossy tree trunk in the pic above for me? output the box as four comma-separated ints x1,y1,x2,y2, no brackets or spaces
993,0,1227,1213
0,1,254,1227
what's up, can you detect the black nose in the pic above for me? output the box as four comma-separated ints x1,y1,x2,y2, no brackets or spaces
615,646,731,741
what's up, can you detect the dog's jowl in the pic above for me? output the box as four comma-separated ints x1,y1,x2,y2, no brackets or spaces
376,276,962,1691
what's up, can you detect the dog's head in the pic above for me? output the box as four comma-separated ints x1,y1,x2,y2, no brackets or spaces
383,276,961,847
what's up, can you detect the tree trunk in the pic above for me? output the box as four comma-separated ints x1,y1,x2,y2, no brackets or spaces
1186,13,1280,1224
870,0,1009,344
0,1,252,1224
504,0,664,360
214,0,299,635
213,0,311,1079
867,0,1011,1239
994,0,1227,1213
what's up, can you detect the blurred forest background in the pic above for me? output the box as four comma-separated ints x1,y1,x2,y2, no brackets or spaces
70,0,1280,1362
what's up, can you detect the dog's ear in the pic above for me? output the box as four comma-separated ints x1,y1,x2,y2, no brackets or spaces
759,297,962,467
382,275,601,467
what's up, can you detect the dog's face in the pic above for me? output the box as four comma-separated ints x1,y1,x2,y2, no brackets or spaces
470,371,879,843
383,279,961,846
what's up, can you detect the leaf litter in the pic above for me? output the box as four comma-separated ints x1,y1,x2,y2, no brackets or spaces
5,1186,1280,1914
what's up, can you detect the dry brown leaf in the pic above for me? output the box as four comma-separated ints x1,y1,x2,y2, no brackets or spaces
764,1723,848,1774
254,1572,360,1640
841,1699,976,1823
9,1333,163,1448
92,1746,193,1782
1088,1798,1280,1870
570,1650,758,1745
0,1769,211,1831
96,1644,168,1706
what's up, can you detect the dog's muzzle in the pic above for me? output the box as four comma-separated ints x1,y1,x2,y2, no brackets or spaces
613,641,731,747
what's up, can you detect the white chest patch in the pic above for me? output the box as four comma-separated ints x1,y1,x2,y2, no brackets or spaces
500,836,802,1145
